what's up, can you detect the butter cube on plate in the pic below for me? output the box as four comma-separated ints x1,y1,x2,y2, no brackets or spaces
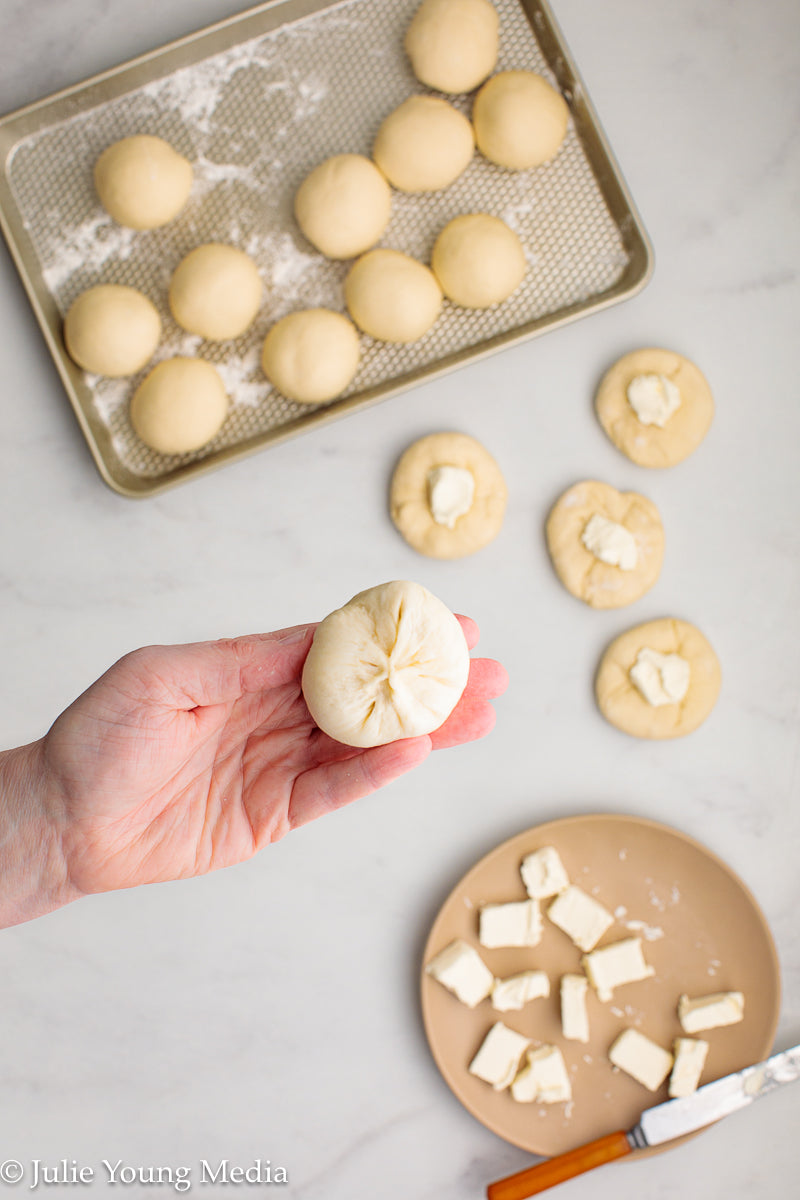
520,846,570,899
511,1044,572,1104
479,898,542,948
669,1037,709,1098
425,939,493,1008
678,990,745,1033
582,936,655,1002
469,1022,531,1090
547,884,614,952
609,1028,673,1091
491,970,550,1012
560,973,590,1042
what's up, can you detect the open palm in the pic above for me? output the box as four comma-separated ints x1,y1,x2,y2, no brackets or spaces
42,618,507,896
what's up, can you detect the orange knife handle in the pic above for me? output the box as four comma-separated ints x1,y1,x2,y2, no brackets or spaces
486,1130,633,1200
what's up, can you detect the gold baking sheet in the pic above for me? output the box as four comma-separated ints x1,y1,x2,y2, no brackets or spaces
0,0,652,497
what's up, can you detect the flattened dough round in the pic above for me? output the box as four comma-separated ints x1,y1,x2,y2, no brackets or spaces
301,580,470,747
169,244,263,340
546,480,664,609
472,71,569,169
595,347,715,468
130,357,228,455
404,0,499,95
345,249,442,342
64,284,161,377
261,309,360,404
372,96,474,192
431,213,526,307
596,618,721,739
390,432,507,558
294,154,392,260
94,135,193,230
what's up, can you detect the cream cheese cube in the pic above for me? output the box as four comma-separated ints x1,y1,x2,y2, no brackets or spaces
425,939,494,1008
547,885,614,952
609,1028,673,1091
520,846,570,899
511,1045,572,1104
669,1037,709,1098
491,970,550,1012
582,936,655,1002
560,973,590,1043
678,990,745,1033
469,1022,531,1090
479,899,542,949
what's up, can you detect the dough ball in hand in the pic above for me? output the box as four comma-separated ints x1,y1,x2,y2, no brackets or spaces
130,357,228,455
64,284,161,377
405,0,499,94
301,580,470,747
431,213,526,307
473,71,569,169
94,135,193,230
294,154,392,260
345,249,442,343
372,96,474,192
261,309,360,405
169,244,263,341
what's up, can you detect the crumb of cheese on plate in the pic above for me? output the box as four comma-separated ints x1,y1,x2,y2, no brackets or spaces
669,1038,709,1098
609,1028,673,1091
582,936,655,1002
560,973,590,1042
469,1022,531,1090
511,1044,572,1104
491,970,550,1012
425,938,493,1007
520,845,570,898
677,990,744,1033
547,884,614,952
479,898,542,948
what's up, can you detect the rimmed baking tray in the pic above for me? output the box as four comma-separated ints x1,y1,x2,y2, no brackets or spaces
0,0,652,497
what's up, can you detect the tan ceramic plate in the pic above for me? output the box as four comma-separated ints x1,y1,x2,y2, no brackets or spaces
420,813,780,1158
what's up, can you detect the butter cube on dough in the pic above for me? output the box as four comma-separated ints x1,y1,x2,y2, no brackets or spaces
582,937,655,1002
609,1029,673,1091
511,1045,572,1104
678,990,744,1032
469,1022,531,1090
561,973,590,1042
547,885,614,952
425,939,494,1008
669,1038,709,1098
520,846,570,899
492,970,550,1012
479,898,542,948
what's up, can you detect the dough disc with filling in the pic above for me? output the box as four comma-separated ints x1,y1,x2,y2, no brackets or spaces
595,618,721,738
545,480,664,608
595,347,715,468
301,580,470,747
390,432,507,558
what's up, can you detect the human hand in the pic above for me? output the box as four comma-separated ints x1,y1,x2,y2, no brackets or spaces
19,617,505,909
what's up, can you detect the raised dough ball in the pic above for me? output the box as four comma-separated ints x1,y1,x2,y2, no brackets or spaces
63,285,161,377
261,309,360,405
169,244,263,341
294,154,392,260
473,71,569,169
372,96,474,192
431,213,526,307
405,0,499,94
345,249,442,343
301,580,470,747
130,358,228,455
94,135,193,230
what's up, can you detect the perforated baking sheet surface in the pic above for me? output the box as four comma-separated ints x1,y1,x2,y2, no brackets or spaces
0,0,651,495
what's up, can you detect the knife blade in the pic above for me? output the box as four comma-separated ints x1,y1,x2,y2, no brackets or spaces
487,1043,800,1200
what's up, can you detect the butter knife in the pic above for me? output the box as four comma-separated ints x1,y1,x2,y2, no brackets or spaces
487,1043,800,1200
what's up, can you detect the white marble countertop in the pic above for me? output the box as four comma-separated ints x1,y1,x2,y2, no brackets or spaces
1,0,798,1196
